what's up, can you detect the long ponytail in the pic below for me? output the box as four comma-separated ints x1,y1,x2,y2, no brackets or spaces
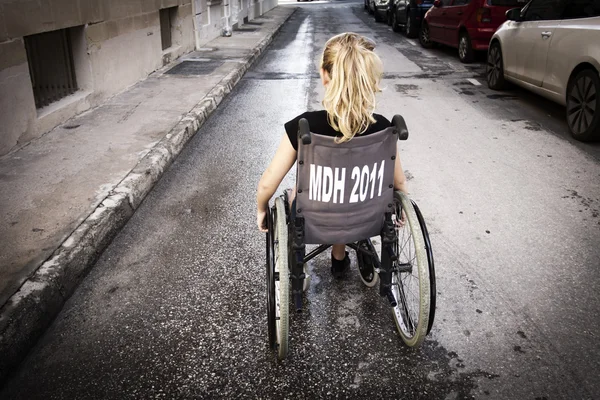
321,33,383,142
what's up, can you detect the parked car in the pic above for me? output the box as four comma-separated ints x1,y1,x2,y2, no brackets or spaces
387,0,435,38
487,0,600,141
419,0,527,63
365,0,377,14
372,0,391,21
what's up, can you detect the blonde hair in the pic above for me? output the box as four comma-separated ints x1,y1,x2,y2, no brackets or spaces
321,32,383,143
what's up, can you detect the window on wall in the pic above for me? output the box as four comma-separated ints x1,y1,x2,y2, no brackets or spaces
160,7,178,50
24,28,79,109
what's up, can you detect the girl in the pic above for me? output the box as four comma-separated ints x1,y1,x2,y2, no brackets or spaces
256,32,408,278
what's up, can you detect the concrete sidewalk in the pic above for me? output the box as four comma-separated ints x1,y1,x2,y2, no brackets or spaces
0,6,295,384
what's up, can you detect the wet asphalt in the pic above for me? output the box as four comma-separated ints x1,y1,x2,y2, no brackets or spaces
2,1,600,399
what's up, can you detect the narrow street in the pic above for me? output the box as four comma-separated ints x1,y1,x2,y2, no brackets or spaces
2,1,599,398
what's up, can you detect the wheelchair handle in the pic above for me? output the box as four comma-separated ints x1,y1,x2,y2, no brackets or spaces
392,115,409,141
298,118,311,145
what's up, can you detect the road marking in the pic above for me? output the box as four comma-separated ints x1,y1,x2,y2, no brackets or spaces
408,40,417,46
468,78,481,86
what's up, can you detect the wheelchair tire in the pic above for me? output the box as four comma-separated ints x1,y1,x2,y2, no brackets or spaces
266,205,276,349
356,239,380,287
273,197,289,360
411,200,436,335
391,191,430,347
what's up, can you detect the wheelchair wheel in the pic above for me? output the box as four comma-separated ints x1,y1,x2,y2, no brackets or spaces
412,200,436,335
272,197,290,359
356,239,380,287
391,191,430,347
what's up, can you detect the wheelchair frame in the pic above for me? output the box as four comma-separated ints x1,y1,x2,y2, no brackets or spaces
265,115,436,359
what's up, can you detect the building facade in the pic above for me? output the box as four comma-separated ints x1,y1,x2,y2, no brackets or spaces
0,0,277,156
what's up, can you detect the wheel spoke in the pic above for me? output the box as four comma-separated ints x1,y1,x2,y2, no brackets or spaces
578,108,585,133
583,107,593,129
576,78,586,103
587,98,596,113
582,77,590,99
586,85,596,105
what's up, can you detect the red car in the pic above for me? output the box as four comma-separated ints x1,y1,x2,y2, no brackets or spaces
419,0,527,63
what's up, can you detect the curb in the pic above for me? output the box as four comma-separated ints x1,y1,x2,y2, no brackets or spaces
0,7,296,385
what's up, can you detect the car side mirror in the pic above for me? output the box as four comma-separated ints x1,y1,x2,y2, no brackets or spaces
506,8,522,21
433,0,441,7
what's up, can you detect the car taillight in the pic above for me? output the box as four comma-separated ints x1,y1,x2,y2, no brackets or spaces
416,0,424,4
477,8,492,23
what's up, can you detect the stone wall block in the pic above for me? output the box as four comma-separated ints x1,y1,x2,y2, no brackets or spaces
106,0,143,20
4,0,55,38
0,38,27,70
141,0,162,13
84,21,107,44
161,0,180,9
78,0,105,24
51,0,82,30
0,6,8,42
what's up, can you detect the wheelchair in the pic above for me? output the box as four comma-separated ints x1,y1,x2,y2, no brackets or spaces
265,115,436,360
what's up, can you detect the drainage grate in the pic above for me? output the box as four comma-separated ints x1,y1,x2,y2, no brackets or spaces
234,27,259,32
165,60,223,75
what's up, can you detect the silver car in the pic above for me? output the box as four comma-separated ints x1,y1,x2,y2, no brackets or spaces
487,0,600,141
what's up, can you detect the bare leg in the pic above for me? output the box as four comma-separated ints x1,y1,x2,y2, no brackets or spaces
332,244,346,260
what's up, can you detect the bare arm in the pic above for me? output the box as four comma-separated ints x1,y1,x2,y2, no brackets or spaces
256,134,297,231
394,145,408,194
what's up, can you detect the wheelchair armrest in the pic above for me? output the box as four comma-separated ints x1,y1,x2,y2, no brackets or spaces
392,115,409,141
298,118,311,145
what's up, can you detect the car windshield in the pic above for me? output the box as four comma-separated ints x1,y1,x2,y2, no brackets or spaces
486,0,528,6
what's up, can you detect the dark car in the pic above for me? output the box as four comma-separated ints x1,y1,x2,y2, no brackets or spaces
388,0,436,38
420,0,527,63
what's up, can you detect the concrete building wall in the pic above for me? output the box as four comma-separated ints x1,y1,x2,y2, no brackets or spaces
0,0,195,156
192,0,277,48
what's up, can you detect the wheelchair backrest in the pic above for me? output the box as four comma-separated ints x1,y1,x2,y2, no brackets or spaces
296,126,398,245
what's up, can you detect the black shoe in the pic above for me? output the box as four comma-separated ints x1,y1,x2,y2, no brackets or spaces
331,251,350,279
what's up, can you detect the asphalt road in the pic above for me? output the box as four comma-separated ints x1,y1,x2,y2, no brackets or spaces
2,1,600,399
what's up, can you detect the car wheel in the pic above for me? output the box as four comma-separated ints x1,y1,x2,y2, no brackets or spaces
387,10,393,26
406,13,418,38
487,42,506,90
458,31,474,63
392,11,401,32
419,22,433,48
364,0,368,10
374,9,383,22
566,69,600,142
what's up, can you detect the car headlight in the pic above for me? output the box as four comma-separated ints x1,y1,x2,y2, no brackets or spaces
377,0,389,4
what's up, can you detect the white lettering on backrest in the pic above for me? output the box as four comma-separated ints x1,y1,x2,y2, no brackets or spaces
322,167,333,202
359,165,369,202
309,164,322,201
333,167,345,204
369,162,377,199
377,161,385,196
350,166,360,203
308,161,387,204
